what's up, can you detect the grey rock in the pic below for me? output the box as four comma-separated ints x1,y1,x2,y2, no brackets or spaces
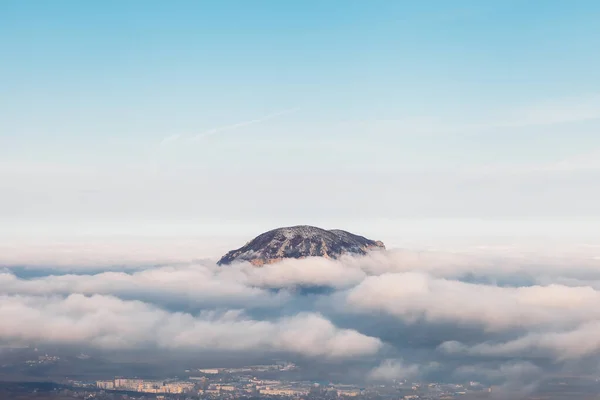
217,225,385,266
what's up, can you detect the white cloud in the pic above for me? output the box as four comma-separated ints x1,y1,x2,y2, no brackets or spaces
367,359,421,382
243,256,367,289
0,264,284,309
0,293,381,359
345,272,600,331
442,321,600,361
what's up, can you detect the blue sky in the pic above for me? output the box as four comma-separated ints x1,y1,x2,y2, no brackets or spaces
2,1,600,244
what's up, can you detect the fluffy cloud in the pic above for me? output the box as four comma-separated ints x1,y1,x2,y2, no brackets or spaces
0,293,381,359
345,272,600,331
453,361,542,382
242,256,366,289
367,359,421,382
0,265,283,309
440,321,600,361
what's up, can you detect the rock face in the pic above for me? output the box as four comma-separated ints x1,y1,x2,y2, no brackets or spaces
217,225,385,266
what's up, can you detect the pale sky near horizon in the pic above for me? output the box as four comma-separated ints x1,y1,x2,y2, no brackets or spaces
2,1,600,247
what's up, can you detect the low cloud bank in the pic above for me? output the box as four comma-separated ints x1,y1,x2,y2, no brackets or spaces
2,245,600,385
0,293,380,359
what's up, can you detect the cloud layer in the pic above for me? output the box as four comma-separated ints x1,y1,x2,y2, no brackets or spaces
2,245,600,385
0,293,380,358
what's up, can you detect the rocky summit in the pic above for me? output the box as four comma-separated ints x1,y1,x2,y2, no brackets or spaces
217,225,385,266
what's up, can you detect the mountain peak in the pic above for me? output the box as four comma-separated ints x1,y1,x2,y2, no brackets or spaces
217,225,385,266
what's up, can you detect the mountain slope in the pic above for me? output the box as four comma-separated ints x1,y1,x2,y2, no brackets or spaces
217,225,385,266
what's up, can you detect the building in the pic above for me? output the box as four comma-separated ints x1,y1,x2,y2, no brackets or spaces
114,378,143,391
216,385,236,392
96,381,114,390
337,389,360,397
260,388,307,396
198,368,220,374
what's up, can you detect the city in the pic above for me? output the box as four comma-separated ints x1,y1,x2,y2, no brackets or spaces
16,362,495,400
3,346,600,399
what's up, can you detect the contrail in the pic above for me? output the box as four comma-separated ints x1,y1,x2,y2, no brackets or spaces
191,107,300,141
158,108,299,146
159,134,182,147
